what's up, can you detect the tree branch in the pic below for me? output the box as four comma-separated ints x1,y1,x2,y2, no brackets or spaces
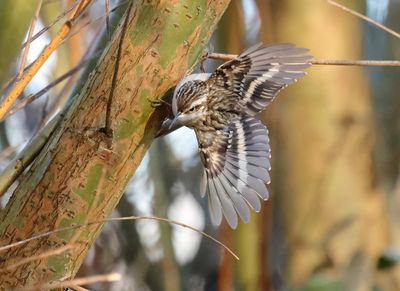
0,215,239,261
0,1,231,288
0,0,93,119
328,0,400,39
17,0,43,79
207,52,400,67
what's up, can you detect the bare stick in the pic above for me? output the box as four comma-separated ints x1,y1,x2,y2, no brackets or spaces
20,2,78,51
207,52,400,67
61,0,130,47
39,23,106,127
5,63,84,118
2,0,127,93
2,54,100,120
105,0,111,40
0,0,93,119
0,215,240,261
103,0,134,136
18,0,43,79
328,0,400,39
206,52,237,61
311,59,400,67
18,273,121,291
0,2,78,91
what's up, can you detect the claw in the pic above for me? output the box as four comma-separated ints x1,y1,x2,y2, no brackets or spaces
199,51,210,73
199,44,215,73
148,98,171,108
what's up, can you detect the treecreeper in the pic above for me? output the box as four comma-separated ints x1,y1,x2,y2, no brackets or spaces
156,43,312,228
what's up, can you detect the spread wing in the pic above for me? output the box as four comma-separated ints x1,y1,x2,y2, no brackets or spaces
196,116,271,228
209,43,312,115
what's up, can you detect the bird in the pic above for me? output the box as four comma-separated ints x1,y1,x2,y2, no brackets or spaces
155,43,312,229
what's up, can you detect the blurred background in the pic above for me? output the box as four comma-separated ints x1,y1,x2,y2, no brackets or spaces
1,0,400,290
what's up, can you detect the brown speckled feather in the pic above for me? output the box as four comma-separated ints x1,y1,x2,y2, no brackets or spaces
157,43,311,228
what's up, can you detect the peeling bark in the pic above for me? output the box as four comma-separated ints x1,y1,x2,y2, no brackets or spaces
0,0,230,288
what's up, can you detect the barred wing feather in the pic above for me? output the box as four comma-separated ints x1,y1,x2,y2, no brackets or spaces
197,116,270,228
209,43,312,115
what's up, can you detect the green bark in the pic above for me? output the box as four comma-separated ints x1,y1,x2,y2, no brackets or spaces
0,0,230,288
0,0,36,87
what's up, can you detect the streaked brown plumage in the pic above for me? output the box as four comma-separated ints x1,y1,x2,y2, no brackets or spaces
157,43,312,228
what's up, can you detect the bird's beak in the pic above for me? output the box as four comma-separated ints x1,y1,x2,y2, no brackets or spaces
168,112,182,130
155,117,183,138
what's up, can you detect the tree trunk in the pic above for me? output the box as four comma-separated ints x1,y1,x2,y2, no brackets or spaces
0,0,230,288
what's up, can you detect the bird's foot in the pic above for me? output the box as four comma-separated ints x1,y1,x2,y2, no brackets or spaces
148,98,171,108
199,53,208,73
199,44,215,72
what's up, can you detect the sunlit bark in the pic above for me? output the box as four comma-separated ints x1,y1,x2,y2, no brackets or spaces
0,1,230,288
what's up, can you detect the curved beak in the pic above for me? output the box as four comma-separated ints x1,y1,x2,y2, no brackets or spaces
168,112,182,130
155,117,183,138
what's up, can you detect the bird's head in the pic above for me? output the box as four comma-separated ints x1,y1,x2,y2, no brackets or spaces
169,73,211,129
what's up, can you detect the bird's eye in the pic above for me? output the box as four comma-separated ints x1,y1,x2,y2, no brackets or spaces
189,107,195,112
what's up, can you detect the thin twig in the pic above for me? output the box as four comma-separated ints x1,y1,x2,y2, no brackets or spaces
0,2,77,91
5,63,84,118
18,273,121,291
70,0,92,18
328,0,400,39
0,0,93,120
0,245,75,272
312,59,400,67
103,0,134,136
206,52,400,67
62,17,100,46
18,0,43,79
2,0,128,94
206,52,237,61
0,215,239,260
105,0,111,40
25,0,126,128
40,23,106,127
20,2,78,51
62,0,129,47
2,53,99,120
